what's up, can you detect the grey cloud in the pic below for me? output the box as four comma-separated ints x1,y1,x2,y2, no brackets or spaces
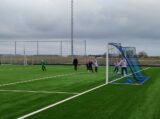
1,0,160,39
0,0,160,55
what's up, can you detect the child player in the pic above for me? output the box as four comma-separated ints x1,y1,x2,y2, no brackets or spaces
94,57,98,73
114,61,119,74
41,60,46,71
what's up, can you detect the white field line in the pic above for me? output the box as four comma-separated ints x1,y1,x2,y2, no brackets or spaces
17,67,151,119
17,84,106,119
111,83,140,85
0,89,79,95
108,67,151,84
0,72,84,88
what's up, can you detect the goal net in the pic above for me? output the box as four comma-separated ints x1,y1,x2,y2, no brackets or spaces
106,43,149,85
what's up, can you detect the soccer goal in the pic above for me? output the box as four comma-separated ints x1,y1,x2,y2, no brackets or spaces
106,43,149,85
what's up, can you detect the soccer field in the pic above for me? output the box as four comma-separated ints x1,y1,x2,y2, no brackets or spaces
0,65,160,119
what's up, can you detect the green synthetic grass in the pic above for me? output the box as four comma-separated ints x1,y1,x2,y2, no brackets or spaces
0,65,105,119
0,65,159,119
29,67,160,119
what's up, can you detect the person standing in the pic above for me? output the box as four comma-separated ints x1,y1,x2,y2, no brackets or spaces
73,57,78,71
114,61,119,74
88,59,94,73
119,58,127,76
94,58,98,73
86,60,89,71
41,60,46,71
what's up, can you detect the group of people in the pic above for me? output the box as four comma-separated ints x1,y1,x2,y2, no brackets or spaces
40,57,99,72
41,57,128,77
86,58,98,73
73,57,98,73
114,57,128,76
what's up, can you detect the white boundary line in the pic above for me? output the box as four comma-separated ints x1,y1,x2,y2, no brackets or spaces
17,67,151,119
0,89,79,95
111,83,140,85
17,84,106,119
0,72,84,88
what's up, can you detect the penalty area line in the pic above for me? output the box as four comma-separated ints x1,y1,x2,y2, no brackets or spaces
110,83,140,85
0,89,79,95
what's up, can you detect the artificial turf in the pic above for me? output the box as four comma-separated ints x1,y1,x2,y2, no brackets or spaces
29,67,160,119
0,65,105,119
0,65,159,119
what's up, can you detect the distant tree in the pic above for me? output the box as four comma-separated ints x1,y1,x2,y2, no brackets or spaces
138,51,148,58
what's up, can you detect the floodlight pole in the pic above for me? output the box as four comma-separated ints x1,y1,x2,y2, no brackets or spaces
60,40,63,56
37,41,39,55
106,43,109,84
23,45,26,66
84,40,87,63
15,41,17,55
71,0,74,56
85,40,87,56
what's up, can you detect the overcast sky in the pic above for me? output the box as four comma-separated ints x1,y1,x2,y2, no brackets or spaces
0,0,160,56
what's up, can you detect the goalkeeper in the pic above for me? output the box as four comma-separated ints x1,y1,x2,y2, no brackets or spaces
41,60,46,71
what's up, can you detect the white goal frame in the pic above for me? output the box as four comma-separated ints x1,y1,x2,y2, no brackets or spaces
106,43,109,84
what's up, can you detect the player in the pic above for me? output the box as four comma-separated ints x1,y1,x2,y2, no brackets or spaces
73,57,78,71
94,58,98,73
119,58,127,76
86,60,89,71
41,60,46,71
88,59,94,73
114,61,119,74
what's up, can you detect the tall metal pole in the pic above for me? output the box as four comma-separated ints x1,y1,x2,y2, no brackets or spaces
37,41,39,55
24,44,26,66
71,0,74,56
85,40,87,56
60,40,62,56
84,40,87,64
15,41,17,55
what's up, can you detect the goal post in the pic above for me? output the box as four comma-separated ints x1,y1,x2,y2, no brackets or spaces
106,42,149,85
106,43,109,84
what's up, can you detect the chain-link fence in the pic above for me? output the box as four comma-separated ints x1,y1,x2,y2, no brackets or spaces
0,40,87,65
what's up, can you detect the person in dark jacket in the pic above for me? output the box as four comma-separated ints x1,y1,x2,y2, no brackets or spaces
88,59,94,73
73,57,78,71
86,58,90,71
86,62,89,71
